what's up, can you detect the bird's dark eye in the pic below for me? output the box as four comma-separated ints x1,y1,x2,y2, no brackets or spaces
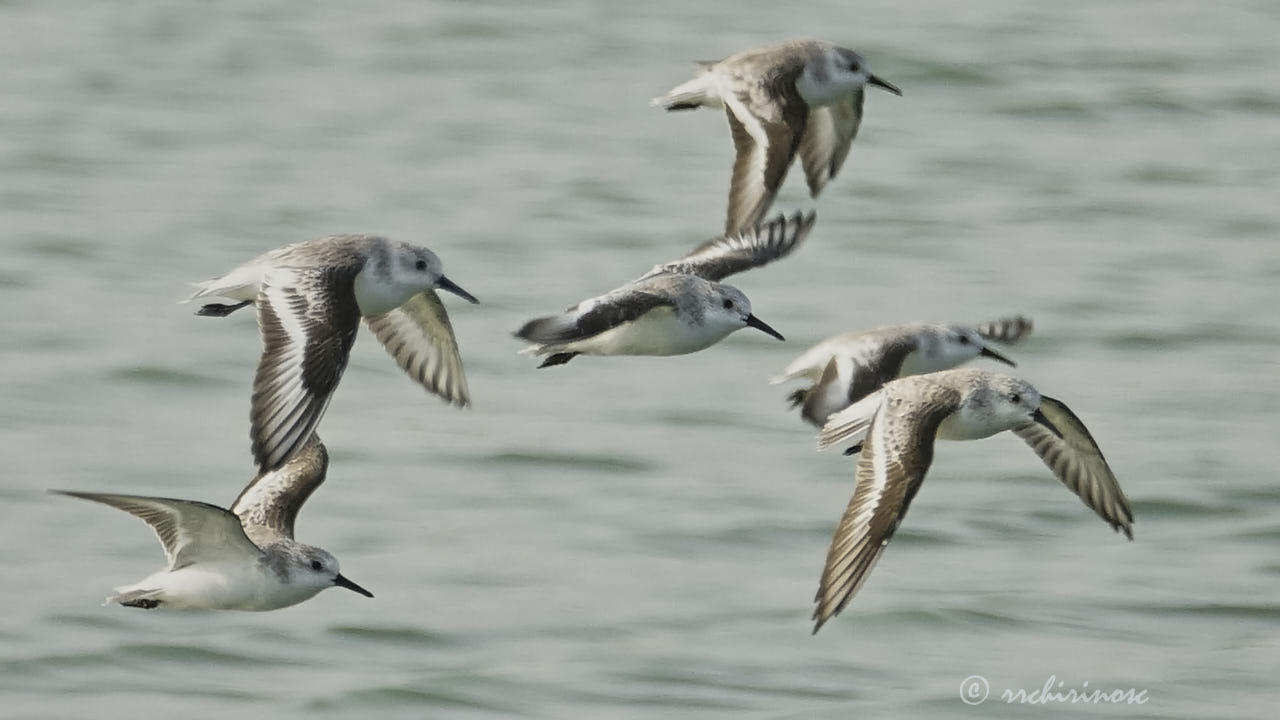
310,560,324,571
957,335,970,345
1009,393,1021,404
722,299,733,309
414,259,428,271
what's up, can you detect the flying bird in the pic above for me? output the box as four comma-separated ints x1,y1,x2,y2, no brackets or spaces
52,435,373,611
187,233,478,472
654,39,900,235
810,368,1133,633
773,316,1033,428
515,211,815,367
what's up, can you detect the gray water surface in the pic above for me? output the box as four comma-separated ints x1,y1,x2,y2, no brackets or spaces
2,1,1277,718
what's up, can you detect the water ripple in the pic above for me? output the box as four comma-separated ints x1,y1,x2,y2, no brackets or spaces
312,685,523,714
482,450,653,473
327,624,463,648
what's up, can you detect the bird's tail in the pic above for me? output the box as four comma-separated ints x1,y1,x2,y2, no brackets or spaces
817,393,883,451
514,314,583,345
650,71,719,111
105,587,163,609
182,276,254,316
181,262,262,305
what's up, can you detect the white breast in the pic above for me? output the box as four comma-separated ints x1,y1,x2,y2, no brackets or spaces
574,307,731,357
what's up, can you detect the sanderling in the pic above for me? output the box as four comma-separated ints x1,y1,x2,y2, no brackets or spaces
52,436,373,611
653,39,900,236
773,316,1033,428
515,211,815,367
186,234,478,472
810,368,1133,633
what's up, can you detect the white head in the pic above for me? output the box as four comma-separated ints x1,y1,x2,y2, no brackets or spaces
273,544,374,601
914,324,1017,373
705,284,785,342
354,239,479,315
825,46,902,98
954,372,1043,439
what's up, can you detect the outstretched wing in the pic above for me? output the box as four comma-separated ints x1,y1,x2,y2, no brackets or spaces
1013,396,1134,539
649,210,816,282
721,64,809,236
812,386,960,633
52,491,261,569
365,290,470,408
251,266,361,473
230,434,330,546
797,89,864,197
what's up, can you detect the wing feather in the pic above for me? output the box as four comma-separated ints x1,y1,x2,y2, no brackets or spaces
797,89,864,197
649,210,816,281
230,434,329,546
251,268,360,472
1013,396,1134,538
721,68,808,236
975,315,1034,344
52,492,261,569
365,291,470,408
515,288,677,346
812,387,959,632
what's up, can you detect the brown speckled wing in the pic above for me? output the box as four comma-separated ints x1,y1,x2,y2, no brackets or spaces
812,385,960,633
230,434,330,546
721,64,809,236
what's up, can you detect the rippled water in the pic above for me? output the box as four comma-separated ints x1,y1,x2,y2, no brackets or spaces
2,1,1277,718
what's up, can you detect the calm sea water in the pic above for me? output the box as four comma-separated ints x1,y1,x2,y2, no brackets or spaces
1,1,1277,718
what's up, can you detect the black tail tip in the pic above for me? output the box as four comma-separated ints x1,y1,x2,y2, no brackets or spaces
196,300,251,317
537,352,578,368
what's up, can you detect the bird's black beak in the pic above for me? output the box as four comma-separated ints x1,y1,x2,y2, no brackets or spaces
1031,408,1063,439
437,275,479,304
868,74,902,96
745,314,785,341
979,346,1016,367
333,573,374,598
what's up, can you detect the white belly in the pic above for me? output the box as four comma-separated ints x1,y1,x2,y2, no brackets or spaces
122,564,319,612
898,350,961,377
572,308,731,357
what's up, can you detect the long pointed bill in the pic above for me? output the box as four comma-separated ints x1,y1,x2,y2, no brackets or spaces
333,573,374,598
868,74,902,96
745,314,785,341
436,275,479,304
979,346,1016,366
1031,408,1063,439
